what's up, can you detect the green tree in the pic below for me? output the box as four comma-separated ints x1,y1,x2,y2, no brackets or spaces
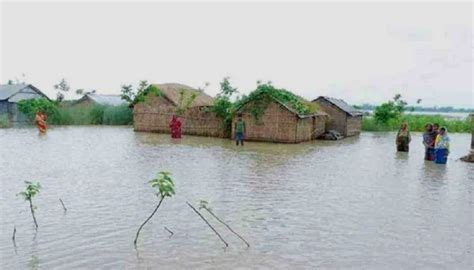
212,77,238,136
120,80,150,105
373,94,407,124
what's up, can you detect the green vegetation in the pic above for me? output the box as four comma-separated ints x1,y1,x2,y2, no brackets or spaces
17,98,133,126
0,114,11,128
134,171,175,248
17,98,59,121
235,83,318,120
364,94,471,133
362,114,471,133
175,89,198,116
373,94,407,124
212,77,238,135
355,103,472,114
17,181,41,230
121,80,161,106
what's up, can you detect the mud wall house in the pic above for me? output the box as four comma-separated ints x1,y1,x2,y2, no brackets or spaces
312,96,362,137
0,84,50,125
133,83,225,137
232,91,327,143
75,94,126,107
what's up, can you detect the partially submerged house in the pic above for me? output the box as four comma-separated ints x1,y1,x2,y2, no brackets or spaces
0,83,50,125
232,85,327,143
133,83,225,137
75,94,125,107
312,96,362,137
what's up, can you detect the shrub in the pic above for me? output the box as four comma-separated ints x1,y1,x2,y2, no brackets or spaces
102,105,133,125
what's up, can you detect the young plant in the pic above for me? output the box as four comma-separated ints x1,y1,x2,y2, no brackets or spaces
17,181,41,230
199,200,250,247
186,201,229,248
133,171,175,248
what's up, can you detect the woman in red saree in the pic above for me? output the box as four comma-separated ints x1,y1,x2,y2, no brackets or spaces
169,115,182,138
35,111,47,134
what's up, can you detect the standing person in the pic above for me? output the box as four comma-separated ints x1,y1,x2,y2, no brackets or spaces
169,115,182,139
234,113,246,146
35,111,47,134
422,123,436,160
434,127,450,164
396,122,411,152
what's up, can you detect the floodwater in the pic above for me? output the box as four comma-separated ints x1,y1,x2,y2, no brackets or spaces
0,127,472,269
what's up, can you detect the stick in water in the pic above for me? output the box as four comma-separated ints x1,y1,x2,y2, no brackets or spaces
164,226,174,237
12,226,16,242
186,201,228,248
59,198,67,212
203,206,250,247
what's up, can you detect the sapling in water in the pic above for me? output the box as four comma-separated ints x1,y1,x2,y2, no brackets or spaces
134,171,175,248
199,200,250,247
17,181,41,230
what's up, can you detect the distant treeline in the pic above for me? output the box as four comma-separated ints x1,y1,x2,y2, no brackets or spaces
355,104,473,113
362,114,471,133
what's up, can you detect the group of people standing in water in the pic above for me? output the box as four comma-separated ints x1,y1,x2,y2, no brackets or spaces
396,122,450,164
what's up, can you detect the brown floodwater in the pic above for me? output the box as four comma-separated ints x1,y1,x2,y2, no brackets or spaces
0,126,472,269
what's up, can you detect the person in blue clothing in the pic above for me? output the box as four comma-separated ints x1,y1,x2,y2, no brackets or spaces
235,113,246,146
434,127,450,164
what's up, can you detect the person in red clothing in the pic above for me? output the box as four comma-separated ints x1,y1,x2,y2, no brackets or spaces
169,115,182,138
35,111,47,134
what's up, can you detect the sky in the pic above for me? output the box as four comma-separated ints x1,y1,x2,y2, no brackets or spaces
1,1,473,107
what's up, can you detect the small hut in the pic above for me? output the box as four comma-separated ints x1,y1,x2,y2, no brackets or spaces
312,96,362,137
75,94,125,107
133,83,224,137
232,84,327,143
0,83,50,125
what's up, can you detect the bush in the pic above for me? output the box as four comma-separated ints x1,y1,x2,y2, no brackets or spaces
102,105,133,125
17,98,59,121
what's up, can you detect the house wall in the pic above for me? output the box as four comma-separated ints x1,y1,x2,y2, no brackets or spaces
346,115,362,137
232,100,325,143
0,101,8,114
133,95,224,137
314,99,348,135
233,101,298,143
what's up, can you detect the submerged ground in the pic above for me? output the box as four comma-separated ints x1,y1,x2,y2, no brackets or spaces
0,127,472,269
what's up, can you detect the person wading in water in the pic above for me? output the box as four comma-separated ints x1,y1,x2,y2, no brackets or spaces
169,115,182,139
235,113,246,146
396,122,411,152
35,111,47,134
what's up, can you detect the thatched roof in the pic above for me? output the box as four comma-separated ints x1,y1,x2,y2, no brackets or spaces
314,96,362,116
152,83,214,107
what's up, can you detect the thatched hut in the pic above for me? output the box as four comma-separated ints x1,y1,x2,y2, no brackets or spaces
232,84,327,143
312,96,362,137
133,83,224,137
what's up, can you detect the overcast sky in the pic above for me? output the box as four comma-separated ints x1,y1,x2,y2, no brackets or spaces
1,1,472,107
